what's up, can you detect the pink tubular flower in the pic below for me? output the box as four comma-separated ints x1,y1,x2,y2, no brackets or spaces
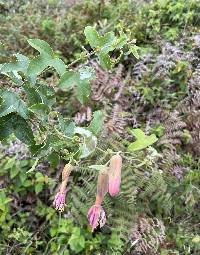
87,170,108,231
53,164,73,212
53,192,66,212
87,205,106,231
109,177,121,197
108,154,122,197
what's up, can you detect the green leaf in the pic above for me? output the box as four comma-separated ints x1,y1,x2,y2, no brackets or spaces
3,157,16,170
0,53,30,74
84,26,102,48
23,84,42,105
29,103,49,122
59,71,91,104
6,71,24,86
103,32,116,46
68,228,85,253
129,45,140,59
130,129,146,140
0,113,35,145
84,27,128,70
114,33,128,49
48,58,66,76
28,56,66,78
100,32,117,54
74,127,97,158
98,53,112,70
79,135,97,158
0,90,29,119
27,39,54,57
76,80,91,105
59,117,75,137
27,55,50,77
35,182,44,194
58,71,79,90
29,143,47,157
128,128,158,152
88,110,104,135
0,54,29,85
84,27,116,52
27,39,65,77
48,152,60,168
79,66,96,81
10,165,20,179
35,83,55,107
0,190,12,211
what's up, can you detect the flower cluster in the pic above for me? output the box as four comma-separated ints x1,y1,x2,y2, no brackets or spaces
87,154,122,231
53,154,122,231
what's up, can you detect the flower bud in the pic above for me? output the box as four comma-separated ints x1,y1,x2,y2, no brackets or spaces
97,169,108,199
108,154,122,196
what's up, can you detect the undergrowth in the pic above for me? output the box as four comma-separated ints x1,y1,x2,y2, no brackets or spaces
1,0,200,255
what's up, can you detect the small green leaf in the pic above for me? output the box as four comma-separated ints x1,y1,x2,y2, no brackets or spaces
3,157,16,170
98,53,112,70
59,116,75,137
84,26,117,53
68,228,85,253
58,71,79,90
114,33,128,49
27,55,50,77
0,113,35,145
79,135,97,158
29,103,49,122
130,129,146,140
0,90,29,119
29,143,47,157
84,26,102,48
0,53,30,74
76,80,91,105
35,84,55,107
35,182,44,194
100,32,116,53
59,71,91,104
48,58,66,76
103,31,116,46
35,172,45,182
88,110,104,135
28,39,54,57
128,128,158,152
23,84,42,105
23,180,32,187
27,39,65,77
129,45,140,59
79,66,96,81
48,152,60,168
10,165,20,179
74,127,97,158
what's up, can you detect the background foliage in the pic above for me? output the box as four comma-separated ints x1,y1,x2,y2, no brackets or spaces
1,0,200,254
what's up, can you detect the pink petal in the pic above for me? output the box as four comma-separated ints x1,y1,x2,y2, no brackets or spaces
87,205,106,231
99,208,106,227
88,206,99,230
53,193,66,211
109,177,121,196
